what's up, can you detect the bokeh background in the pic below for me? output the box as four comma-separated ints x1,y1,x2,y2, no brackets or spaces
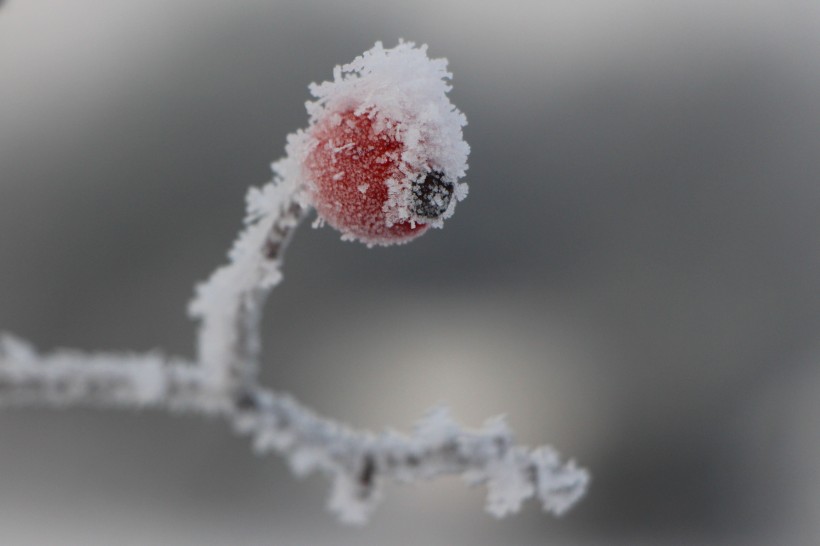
2,1,820,544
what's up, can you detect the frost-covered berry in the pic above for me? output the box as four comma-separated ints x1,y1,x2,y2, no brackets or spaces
305,109,427,243
274,41,469,246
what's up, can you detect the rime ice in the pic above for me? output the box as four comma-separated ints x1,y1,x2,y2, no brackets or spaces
278,41,469,246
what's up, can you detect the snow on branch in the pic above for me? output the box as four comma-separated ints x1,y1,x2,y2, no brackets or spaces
237,399,589,523
188,178,306,400
0,41,588,523
0,333,588,524
0,334,203,410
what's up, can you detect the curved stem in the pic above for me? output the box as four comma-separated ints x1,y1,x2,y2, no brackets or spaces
188,182,306,400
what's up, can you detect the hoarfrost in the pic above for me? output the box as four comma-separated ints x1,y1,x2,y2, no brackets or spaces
328,468,382,525
485,449,536,517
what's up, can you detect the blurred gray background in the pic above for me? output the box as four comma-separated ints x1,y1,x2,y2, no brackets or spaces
2,1,820,544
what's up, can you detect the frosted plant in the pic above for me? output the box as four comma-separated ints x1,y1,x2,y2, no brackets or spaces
0,41,588,524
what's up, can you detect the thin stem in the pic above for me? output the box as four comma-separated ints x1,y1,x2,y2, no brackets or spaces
188,182,306,400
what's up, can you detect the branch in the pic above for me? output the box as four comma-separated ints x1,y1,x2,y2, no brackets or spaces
235,394,589,523
188,179,306,400
0,332,588,524
0,334,204,410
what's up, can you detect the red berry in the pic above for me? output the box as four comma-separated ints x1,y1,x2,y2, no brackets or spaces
305,109,428,245
278,41,468,246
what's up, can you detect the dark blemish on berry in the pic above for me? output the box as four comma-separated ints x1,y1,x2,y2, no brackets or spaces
412,171,453,219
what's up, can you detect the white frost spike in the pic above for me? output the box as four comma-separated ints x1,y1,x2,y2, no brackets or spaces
0,41,588,523
416,405,460,445
0,334,35,362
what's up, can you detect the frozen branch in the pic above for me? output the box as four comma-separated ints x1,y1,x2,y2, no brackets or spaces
234,396,589,523
0,41,589,523
0,334,204,410
188,178,306,400
0,333,588,524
